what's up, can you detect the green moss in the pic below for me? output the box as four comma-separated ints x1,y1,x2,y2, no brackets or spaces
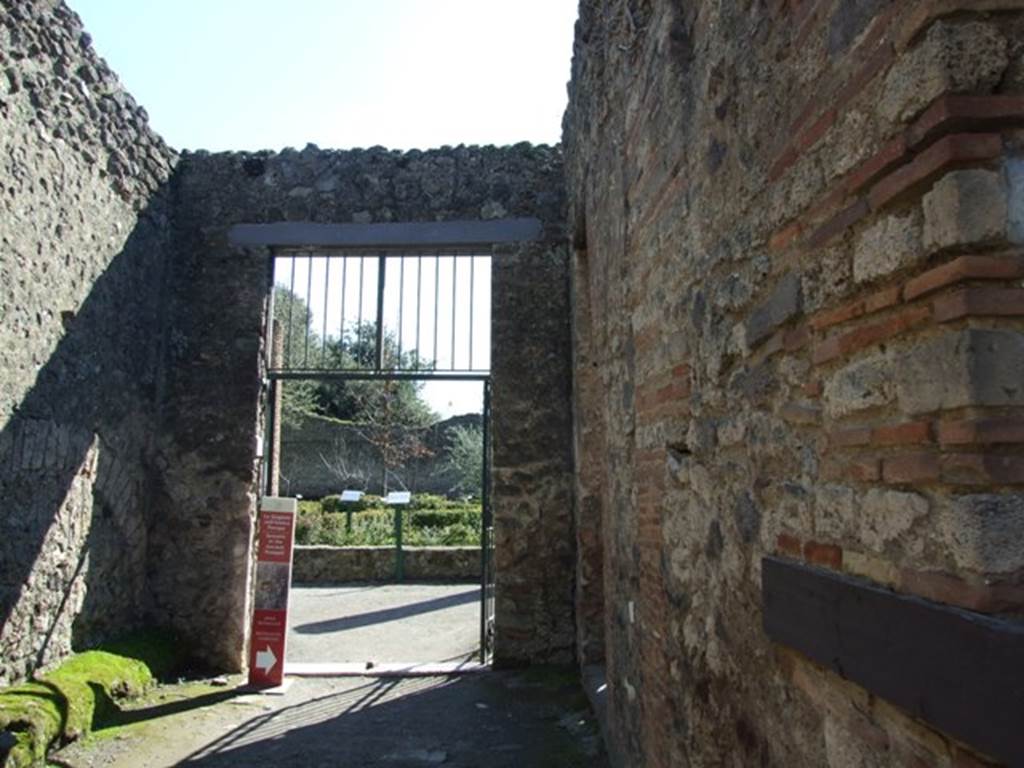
0,631,182,766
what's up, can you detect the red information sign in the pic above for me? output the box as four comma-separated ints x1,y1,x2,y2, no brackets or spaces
248,497,296,688
258,511,295,564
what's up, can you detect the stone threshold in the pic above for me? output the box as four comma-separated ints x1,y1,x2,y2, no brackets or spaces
284,660,488,677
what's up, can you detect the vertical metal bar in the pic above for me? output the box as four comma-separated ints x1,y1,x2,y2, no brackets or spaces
321,256,330,364
340,256,348,356
415,254,423,369
397,255,405,366
469,255,475,371
394,507,404,582
303,253,313,368
357,256,365,362
265,379,277,495
451,255,457,371
433,253,440,367
285,255,296,368
375,252,387,370
479,378,492,662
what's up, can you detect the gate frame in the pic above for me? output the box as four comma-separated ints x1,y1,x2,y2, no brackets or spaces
235,219,544,667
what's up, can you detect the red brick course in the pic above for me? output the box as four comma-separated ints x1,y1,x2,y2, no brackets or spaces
904,255,1024,300
777,533,803,558
771,93,1024,255
804,541,843,569
873,421,933,446
867,133,1002,211
933,287,1024,323
882,453,941,483
938,419,1024,446
941,453,1024,485
813,305,931,365
908,94,1024,149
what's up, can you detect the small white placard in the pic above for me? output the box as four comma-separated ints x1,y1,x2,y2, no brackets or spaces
340,490,364,502
384,491,411,505
261,496,298,513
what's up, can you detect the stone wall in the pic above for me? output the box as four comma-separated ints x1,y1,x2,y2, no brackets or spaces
293,546,479,583
280,413,481,499
0,1,175,684
159,143,571,671
565,1,1024,766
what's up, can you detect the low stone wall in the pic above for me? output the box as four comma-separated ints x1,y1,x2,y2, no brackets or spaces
293,546,480,583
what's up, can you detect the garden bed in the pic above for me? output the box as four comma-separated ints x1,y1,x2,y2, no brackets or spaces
296,493,482,548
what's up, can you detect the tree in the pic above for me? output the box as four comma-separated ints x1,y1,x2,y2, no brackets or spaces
272,287,319,426
272,286,438,492
313,324,434,426
350,379,435,494
445,424,483,497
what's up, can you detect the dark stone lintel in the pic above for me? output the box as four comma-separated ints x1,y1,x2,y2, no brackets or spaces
228,218,544,250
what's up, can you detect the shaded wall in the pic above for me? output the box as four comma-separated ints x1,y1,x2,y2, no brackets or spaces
566,1,1024,766
157,145,572,670
0,1,175,684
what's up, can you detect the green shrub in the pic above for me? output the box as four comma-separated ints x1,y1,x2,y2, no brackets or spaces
321,494,381,513
294,496,483,547
407,493,448,510
407,509,480,530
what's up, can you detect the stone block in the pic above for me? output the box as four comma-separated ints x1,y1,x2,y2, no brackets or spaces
894,329,1024,415
922,169,1007,252
860,489,929,554
814,484,856,540
1006,155,1024,244
823,353,892,418
880,20,1009,124
843,551,900,588
938,494,1024,574
743,272,802,349
853,210,923,284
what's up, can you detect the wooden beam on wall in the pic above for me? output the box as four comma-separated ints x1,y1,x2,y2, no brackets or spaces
762,556,1024,766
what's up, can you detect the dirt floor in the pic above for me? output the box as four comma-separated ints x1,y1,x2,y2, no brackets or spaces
49,584,607,767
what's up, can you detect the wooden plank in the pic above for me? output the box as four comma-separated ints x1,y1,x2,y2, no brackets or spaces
762,556,1024,765
228,218,543,249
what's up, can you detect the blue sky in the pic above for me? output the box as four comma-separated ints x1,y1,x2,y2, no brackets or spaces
68,0,579,152
67,1,579,417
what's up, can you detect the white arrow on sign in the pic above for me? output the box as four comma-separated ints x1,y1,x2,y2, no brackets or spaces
255,645,277,674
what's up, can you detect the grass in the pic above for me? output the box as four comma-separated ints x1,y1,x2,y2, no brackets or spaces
0,631,181,766
296,493,482,547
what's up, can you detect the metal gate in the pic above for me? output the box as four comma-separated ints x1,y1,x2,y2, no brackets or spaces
262,247,496,664
480,380,495,664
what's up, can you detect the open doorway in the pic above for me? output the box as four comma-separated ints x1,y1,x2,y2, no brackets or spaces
262,249,494,671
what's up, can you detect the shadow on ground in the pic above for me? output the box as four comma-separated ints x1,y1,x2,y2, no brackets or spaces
292,588,478,635
176,671,606,768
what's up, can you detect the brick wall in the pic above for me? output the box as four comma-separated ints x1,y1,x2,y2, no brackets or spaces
565,1,1024,765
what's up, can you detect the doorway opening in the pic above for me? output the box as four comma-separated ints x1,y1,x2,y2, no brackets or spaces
261,248,495,672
